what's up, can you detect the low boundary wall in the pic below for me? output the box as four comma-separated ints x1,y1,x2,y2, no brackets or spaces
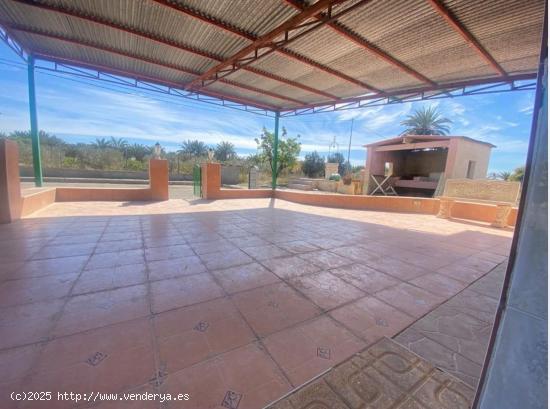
0,139,170,223
201,163,518,226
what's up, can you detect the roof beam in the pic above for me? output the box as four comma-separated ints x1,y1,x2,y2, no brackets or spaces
283,0,436,85
8,0,337,101
8,0,324,103
425,0,507,77
153,0,378,92
33,53,275,113
279,72,537,111
2,22,282,110
374,140,450,152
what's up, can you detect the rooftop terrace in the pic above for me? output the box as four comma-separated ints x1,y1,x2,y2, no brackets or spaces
1,198,511,408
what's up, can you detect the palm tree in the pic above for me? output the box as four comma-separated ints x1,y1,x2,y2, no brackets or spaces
400,105,452,135
214,141,236,162
126,143,150,161
497,171,512,181
509,166,525,182
109,137,128,150
179,139,208,158
92,137,111,149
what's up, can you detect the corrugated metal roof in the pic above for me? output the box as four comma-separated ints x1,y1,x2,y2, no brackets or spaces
0,0,544,111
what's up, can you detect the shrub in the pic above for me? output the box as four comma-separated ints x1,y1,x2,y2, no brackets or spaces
329,173,341,181
302,151,325,177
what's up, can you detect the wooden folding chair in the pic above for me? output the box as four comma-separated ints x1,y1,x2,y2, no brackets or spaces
370,174,398,196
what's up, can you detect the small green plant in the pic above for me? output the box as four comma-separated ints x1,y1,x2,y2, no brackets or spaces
329,173,341,181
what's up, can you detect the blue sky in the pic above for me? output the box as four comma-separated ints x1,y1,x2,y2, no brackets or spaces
0,40,535,173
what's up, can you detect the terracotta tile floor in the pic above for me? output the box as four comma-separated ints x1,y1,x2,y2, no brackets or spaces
0,198,512,408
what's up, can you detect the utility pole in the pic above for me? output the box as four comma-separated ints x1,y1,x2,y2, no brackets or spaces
346,119,354,172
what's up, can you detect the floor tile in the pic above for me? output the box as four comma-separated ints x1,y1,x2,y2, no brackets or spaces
199,249,254,270
147,256,206,281
329,263,399,294
32,243,96,260
299,250,351,269
161,342,291,409
8,256,89,279
263,316,365,387
231,283,320,336
150,274,224,313
330,296,414,345
86,249,145,270
54,285,149,336
443,288,499,324
0,273,78,307
261,256,322,280
375,283,446,318
28,319,155,405
0,343,43,384
144,235,187,249
95,239,143,254
73,264,147,295
409,272,467,298
230,235,270,249
289,271,365,310
189,239,236,255
276,240,320,254
154,298,256,373
242,244,291,261
144,244,194,262
0,299,64,349
437,263,487,284
211,262,281,294
363,255,429,280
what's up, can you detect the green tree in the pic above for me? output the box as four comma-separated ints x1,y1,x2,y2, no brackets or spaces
255,127,300,179
400,105,452,135
327,152,350,176
509,166,525,182
302,151,325,177
214,141,236,162
179,139,208,158
10,130,65,146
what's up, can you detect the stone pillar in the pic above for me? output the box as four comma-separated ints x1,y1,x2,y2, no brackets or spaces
436,197,454,219
0,139,22,223
248,166,258,189
201,162,221,199
325,162,338,179
491,203,512,228
149,159,169,201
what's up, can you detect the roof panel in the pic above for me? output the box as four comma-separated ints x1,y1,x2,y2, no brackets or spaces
15,32,196,84
442,0,544,74
285,25,423,91
0,0,543,111
178,0,299,36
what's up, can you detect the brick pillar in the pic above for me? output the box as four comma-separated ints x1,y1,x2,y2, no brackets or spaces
201,163,221,199
437,198,454,219
149,159,169,201
0,139,22,223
